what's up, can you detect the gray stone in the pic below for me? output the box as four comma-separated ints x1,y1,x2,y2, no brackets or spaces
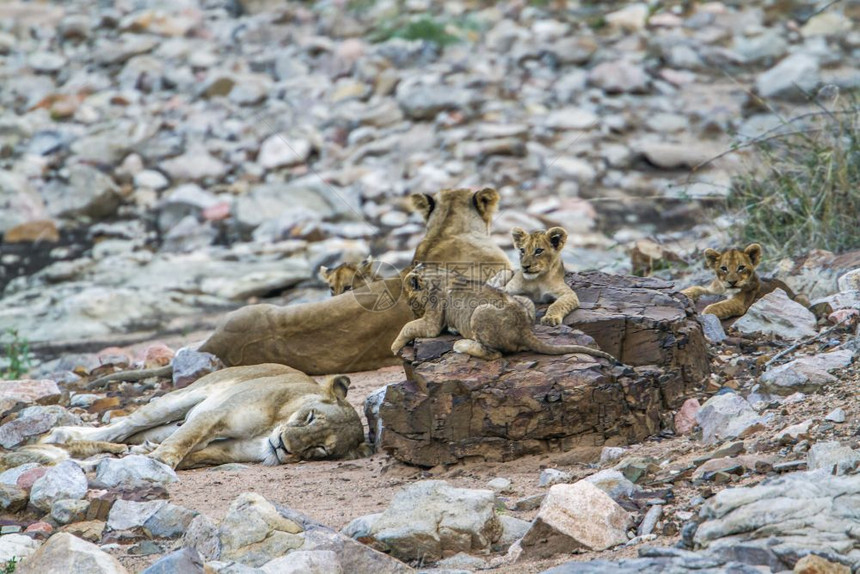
519,481,631,558
341,513,381,540
435,552,488,570
733,30,788,64
95,455,178,490
825,408,847,423
28,51,67,73
694,470,860,568
583,470,637,502
0,534,41,564
700,313,726,344
364,386,387,446
108,499,168,532
367,480,501,562
145,503,200,538
30,460,88,512
257,134,312,170
695,393,767,444
141,547,205,574
807,441,860,475
0,463,41,486
759,349,854,395
171,348,222,389
496,515,531,549
45,164,121,220
0,170,47,234
756,53,820,101
395,82,477,120
0,483,28,512
599,447,625,465
183,514,222,562
16,533,127,574
588,61,649,93
539,468,572,487
160,145,227,182
734,289,817,340
51,498,91,525
637,505,662,537
487,477,513,494
0,405,80,448
260,550,342,574
218,493,304,567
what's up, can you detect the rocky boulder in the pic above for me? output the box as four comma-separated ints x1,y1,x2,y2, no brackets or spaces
692,470,860,570
379,272,708,466
17,533,127,574
517,481,632,559
30,460,88,512
696,393,769,444
94,455,178,490
759,349,854,395
365,480,501,563
733,290,818,340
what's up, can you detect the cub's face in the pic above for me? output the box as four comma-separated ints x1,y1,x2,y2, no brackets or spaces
511,227,568,280
704,243,762,290
319,258,375,296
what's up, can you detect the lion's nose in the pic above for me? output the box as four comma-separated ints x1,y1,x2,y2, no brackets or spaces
728,280,737,287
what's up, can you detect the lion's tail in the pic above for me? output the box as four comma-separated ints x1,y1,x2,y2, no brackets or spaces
87,365,173,390
522,332,617,363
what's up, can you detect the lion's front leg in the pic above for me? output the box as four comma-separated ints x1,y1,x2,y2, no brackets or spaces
541,291,580,326
702,296,748,320
390,310,445,355
148,413,224,469
681,280,723,303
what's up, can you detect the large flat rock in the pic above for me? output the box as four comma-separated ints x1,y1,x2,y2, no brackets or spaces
378,272,709,467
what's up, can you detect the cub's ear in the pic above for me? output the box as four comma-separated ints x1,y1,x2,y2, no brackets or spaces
318,266,330,281
324,375,351,401
703,249,721,269
411,193,435,222
744,243,762,267
546,227,568,250
358,256,374,274
511,227,527,248
472,187,500,222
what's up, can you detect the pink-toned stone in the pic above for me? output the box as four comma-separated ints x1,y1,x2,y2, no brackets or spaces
829,308,859,325
143,343,174,368
25,522,53,536
675,398,700,435
0,380,61,405
202,202,230,221
17,467,47,491
96,347,131,368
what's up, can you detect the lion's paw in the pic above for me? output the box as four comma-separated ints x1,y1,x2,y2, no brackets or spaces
540,314,563,326
130,441,158,455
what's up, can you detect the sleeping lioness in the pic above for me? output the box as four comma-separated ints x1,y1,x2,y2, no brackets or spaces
39,364,371,469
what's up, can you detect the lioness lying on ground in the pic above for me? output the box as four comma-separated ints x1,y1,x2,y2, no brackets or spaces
493,226,581,326
87,188,512,386
40,364,371,469
391,265,615,362
681,243,807,319
319,256,379,296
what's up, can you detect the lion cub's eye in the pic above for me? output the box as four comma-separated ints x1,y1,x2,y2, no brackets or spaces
519,248,525,254
534,248,544,255
720,266,728,272
343,285,352,292
737,265,746,271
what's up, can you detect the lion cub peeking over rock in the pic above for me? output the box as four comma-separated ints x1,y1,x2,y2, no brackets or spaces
681,243,807,319
319,256,379,296
499,226,581,326
391,265,615,362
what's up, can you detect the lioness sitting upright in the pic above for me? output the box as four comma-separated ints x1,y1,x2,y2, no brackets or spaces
498,226,580,326
41,364,371,469
319,256,379,296
391,265,615,362
681,243,806,319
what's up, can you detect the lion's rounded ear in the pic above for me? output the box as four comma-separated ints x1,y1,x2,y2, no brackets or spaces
511,227,527,247
318,266,330,280
472,187,500,222
744,243,762,267
411,193,435,221
325,375,351,401
358,256,374,274
546,227,568,250
703,249,721,269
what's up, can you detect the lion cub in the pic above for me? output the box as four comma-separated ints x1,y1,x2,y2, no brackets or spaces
391,265,615,362
681,243,805,319
319,257,379,296
499,226,581,326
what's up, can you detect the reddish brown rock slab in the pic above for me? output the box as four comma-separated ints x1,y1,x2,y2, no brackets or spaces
563,272,709,387
378,272,710,467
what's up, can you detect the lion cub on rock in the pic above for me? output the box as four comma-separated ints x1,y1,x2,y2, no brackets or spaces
319,256,379,296
681,243,805,319
498,226,581,326
391,265,615,362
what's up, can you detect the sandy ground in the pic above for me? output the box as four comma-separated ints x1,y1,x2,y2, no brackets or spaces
80,326,858,573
